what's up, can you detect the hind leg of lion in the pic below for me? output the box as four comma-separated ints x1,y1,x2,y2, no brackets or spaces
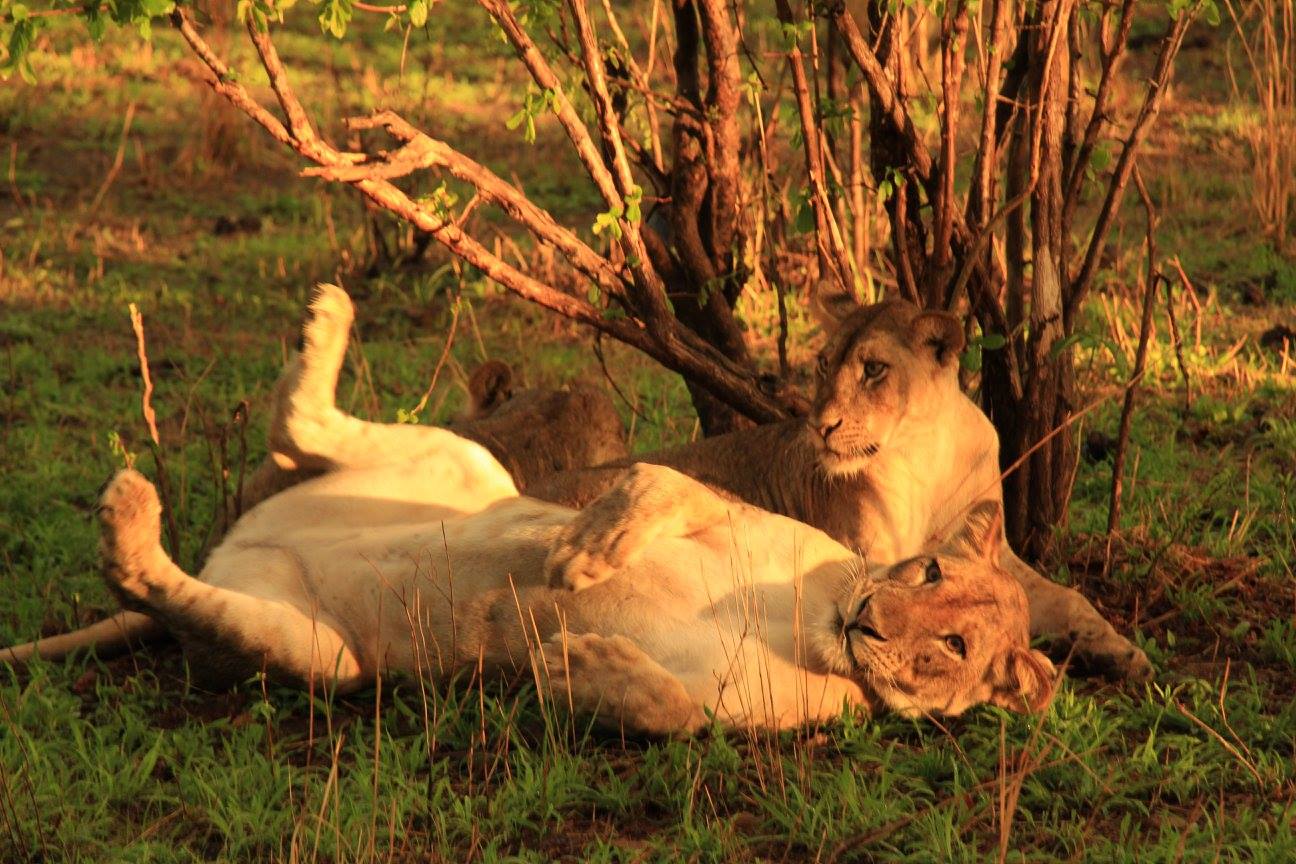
263,284,513,487
99,469,368,691
539,633,707,737
230,284,357,516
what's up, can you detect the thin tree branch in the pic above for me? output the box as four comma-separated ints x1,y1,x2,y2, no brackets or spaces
773,0,852,287
172,10,295,149
1067,11,1196,325
314,111,628,299
696,0,743,264
565,0,638,196
931,0,970,300
1107,164,1159,536
128,303,182,558
968,0,1012,231
1061,0,1137,236
832,7,935,188
598,0,666,175
172,7,788,423
479,0,621,208
481,0,675,331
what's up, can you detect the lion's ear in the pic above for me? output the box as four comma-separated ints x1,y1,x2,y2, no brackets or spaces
810,281,863,334
467,360,514,418
990,647,1056,713
911,311,965,367
944,500,1003,567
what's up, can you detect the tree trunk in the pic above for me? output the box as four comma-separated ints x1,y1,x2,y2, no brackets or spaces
982,0,1077,560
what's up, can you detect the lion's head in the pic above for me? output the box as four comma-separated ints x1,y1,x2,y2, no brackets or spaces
456,361,629,492
815,501,1055,715
807,288,966,477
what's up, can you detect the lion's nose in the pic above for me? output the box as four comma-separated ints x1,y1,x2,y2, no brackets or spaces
818,417,843,442
853,595,885,638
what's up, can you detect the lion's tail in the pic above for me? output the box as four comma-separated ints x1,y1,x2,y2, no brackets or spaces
1,611,164,664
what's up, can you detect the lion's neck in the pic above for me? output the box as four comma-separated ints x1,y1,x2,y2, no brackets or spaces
796,386,995,563
862,388,997,559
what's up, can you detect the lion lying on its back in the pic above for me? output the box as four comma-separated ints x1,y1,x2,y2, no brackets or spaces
11,286,1053,732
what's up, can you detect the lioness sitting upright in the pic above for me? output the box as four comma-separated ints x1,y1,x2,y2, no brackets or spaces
532,288,1151,681
62,286,1053,732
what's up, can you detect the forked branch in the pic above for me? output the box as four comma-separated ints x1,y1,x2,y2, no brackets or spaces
170,8,790,423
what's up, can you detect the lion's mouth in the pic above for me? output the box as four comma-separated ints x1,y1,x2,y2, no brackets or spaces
854,623,885,641
835,602,886,674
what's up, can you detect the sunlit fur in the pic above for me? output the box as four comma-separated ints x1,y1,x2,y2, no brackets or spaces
808,300,964,478
531,290,1150,684
804,505,1051,716
5,286,1056,729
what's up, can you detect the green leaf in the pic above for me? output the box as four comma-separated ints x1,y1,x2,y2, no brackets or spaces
408,0,428,28
317,0,353,39
9,4,29,22
793,200,815,235
979,332,1006,350
623,185,643,224
86,12,107,40
1049,332,1085,359
778,19,812,51
140,0,175,17
591,206,623,240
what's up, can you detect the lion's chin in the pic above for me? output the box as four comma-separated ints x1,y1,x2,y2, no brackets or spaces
818,449,875,478
806,429,881,478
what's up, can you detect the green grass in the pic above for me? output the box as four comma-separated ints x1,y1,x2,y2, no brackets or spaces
2,8,1295,863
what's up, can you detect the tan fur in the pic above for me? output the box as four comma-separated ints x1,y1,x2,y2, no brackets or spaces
450,373,627,494
531,289,1151,681
11,285,1053,733
245,296,626,509
2,290,625,667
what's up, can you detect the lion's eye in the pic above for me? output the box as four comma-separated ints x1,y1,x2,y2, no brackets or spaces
944,635,966,658
862,360,888,383
924,559,942,584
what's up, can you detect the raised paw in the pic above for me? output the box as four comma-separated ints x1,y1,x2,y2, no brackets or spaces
545,525,644,591
98,469,164,605
302,283,355,354
269,284,355,468
545,464,681,591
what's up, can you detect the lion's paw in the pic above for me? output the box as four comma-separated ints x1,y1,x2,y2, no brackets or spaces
1052,623,1154,684
545,542,622,591
544,528,640,595
304,284,355,349
545,467,670,591
98,469,164,604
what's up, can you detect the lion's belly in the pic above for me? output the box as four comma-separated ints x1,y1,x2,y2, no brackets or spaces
220,452,519,550
285,498,576,674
